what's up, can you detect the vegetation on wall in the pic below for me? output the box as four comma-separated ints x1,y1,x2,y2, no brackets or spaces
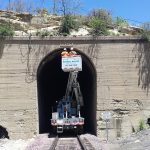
138,120,146,131
0,23,14,37
1,0,150,89
0,23,13,59
132,40,150,93
141,22,150,41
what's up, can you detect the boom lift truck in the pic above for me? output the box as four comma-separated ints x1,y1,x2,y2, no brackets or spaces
51,48,84,134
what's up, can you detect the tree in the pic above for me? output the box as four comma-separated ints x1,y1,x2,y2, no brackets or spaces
59,14,79,35
6,0,25,12
0,23,14,37
25,0,35,14
89,8,112,25
51,0,82,36
141,22,150,41
15,0,25,12
142,22,150,31
52,0,81,15
52,0,57,14
6,0,35,13
115,17,128,27
6,0,15,11
89,17,108,36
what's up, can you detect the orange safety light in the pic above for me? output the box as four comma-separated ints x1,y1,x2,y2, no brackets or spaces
61,51,69,57
69,50,77,56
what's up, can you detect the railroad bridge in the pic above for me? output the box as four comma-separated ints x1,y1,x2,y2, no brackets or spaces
0,36,150,140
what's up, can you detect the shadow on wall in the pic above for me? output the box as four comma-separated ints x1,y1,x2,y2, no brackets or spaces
0,125,9,139
133,42,150,93
0,38,5,59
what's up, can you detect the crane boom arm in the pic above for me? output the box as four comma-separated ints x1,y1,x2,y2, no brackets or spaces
65,72,84,106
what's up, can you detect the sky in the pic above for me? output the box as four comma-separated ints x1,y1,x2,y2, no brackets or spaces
0,0,150,25
81,0,150,24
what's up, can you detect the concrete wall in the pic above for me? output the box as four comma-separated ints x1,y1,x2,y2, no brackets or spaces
0,36,150,140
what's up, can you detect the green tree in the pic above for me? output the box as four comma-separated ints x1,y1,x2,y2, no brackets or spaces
0,23,14,37
89,17,108,36
59,15,79,35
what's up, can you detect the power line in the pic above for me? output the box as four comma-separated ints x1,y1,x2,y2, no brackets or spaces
122,18,145,25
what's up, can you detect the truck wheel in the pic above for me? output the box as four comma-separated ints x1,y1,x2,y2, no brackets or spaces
52,126,57,135
77,126,83,135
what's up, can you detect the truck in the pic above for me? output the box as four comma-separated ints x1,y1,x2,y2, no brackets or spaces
51,48,84,134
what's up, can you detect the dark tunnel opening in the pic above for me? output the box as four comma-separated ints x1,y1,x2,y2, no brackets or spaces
37,48,97,135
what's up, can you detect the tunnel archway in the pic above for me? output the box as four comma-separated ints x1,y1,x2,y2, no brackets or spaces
37,48,97,135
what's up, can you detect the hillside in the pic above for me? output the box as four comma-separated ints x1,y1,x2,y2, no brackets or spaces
0,10,143,37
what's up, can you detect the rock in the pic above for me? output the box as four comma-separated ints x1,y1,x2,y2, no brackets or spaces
0,17,29,30
118,26,141,35
31,15,62,27
16,13,32,23
40,26,59,31
108,29,121,36
27,26,59,36
134,139,141,143
27,30,37,36
70,27,90,36
31,16,47,25
14,31,28,36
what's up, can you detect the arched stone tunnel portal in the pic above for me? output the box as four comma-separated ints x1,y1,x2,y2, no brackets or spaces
37,48,97,135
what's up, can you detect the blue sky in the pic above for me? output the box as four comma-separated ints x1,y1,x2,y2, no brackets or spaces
81,0,150,24
0,0,150,24
84,0,150,22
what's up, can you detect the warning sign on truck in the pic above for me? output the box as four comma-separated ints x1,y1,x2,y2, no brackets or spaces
61,55,82,72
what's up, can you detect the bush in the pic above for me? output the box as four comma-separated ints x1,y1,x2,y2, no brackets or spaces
89,9,112,25
138,120,145,131
36,8,49,16
36,30,53,37
59,15,79,35
36,29,59,37
72,15,87,27
141,31,150,41
142,22,150,31
141,22,150,41
0,24,14,37
88,17,108,36
115,17,128,27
